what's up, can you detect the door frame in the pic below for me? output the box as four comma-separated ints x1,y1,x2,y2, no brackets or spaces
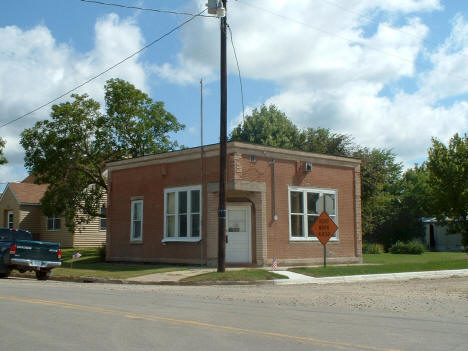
226,204,252,263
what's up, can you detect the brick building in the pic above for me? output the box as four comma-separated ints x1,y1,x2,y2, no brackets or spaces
106,142,362,267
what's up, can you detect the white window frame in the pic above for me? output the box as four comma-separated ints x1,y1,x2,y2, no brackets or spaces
130,200,143,242
288,186,339,241
100,205,107,231
163,185,202,242
46,216,61,231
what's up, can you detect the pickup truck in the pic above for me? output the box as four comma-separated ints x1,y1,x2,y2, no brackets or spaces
0,228,61,280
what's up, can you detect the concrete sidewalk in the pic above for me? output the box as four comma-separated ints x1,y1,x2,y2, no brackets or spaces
126,268,468,285
272,269,468,285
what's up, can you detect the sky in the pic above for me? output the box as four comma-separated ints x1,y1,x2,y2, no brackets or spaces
1,0,468,185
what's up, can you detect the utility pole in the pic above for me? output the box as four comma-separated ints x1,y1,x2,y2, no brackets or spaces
217,0,227,272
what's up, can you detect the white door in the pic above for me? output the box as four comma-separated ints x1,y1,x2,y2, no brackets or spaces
226,206,251,263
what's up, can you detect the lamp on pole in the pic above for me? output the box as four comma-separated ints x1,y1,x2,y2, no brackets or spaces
208,0,227,272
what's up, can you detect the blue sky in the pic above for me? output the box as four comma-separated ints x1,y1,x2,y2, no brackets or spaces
1,0,468,184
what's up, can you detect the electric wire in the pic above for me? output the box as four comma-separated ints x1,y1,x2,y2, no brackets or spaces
80,0,214,17
0,8,208,129
227,23,245,122
236,0,468,84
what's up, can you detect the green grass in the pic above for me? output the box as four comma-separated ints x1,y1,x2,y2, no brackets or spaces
290,252,468,278
181,269,287,282
52,248,188,279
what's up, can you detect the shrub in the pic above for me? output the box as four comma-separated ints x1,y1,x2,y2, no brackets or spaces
98,245,106,262
362,243,382,254
389,241,425,255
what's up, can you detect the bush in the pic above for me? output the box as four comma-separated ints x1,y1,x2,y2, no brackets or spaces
389,241,425,255
362,243,382,254
98,245,106,262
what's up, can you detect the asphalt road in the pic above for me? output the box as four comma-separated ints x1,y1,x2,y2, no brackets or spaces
1,277,467,351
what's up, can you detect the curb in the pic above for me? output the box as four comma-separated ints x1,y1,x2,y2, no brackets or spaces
9,272,275,286
10,269,468,286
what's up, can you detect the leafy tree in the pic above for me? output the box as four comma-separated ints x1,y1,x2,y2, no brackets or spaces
21,78,184,231
426,133,468,248
352,147,402,244
230,105,301,150
301,127,354,157
230,104,354,157
373,164,431,248
0,137,6,165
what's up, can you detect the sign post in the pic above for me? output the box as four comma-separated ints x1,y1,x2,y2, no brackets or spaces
310,211,338,267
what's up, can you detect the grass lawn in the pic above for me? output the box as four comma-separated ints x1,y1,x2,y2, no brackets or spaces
181,269,287,282
50,248,188,279
290,252,468,277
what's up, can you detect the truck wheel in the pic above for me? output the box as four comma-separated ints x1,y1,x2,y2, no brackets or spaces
0,270,11,278
35,270,51,281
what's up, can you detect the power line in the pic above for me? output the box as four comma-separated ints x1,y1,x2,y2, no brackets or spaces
227,23,245,122
80,0,214,17
0,8,208,129
236,0,468,84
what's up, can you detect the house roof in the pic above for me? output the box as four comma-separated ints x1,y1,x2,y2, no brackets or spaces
8,182,48,204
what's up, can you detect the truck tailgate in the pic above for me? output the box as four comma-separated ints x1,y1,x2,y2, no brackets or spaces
14,240,61,262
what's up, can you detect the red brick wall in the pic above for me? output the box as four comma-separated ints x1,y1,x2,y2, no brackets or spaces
108,156,219,262
108,150,360,264
234,154,358,261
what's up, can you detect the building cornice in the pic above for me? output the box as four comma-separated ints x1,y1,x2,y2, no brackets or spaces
106,142,361,172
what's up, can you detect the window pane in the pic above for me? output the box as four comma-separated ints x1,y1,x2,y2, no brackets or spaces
47,218,53,230
290,191,303,213
290,215,303,237
166,216,175,237
55,218,61,230
191,190,200,213
324,194,335,215
132,221,141,239
166,192,175,214
179,214,187,237
100,218,107,230
308,215,319,237
330,215,338,237
179,191,187,213
228,209,246,232
133,202,142,221
191,214,200,237
307,192,321,214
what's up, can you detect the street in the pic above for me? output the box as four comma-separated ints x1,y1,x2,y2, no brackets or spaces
1,277,467,351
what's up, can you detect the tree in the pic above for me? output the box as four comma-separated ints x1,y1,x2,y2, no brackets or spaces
373,164,432,248
230,104,354,157
230,105,301,150
301,127,354,157
353,147,402,245
0,137,6,165
21,78,184,231
426,133,468,248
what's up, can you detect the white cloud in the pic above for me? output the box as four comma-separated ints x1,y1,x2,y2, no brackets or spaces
420,14,468,101
153,0,468,168
0,14,148,183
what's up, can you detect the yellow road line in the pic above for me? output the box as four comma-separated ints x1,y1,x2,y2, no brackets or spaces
1,295,402,351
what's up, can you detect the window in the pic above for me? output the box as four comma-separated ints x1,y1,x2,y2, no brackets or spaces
100,205,107,230
164,186,201,241
47,216,61,231
289,186,338,240
130,200,143,241
7,211,13,229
